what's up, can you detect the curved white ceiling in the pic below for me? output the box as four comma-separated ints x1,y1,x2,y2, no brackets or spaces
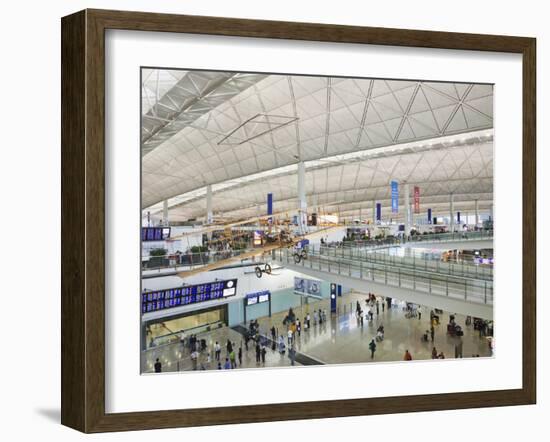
142,69,493,221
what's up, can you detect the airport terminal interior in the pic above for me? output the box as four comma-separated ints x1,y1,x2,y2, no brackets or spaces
140,70,494,373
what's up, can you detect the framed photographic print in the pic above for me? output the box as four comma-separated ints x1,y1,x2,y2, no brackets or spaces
61,9,536,433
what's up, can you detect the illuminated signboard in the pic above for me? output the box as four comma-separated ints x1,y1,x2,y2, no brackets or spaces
141,227,171,242
246,290,270,306
258,293,270,303
141,279,237,314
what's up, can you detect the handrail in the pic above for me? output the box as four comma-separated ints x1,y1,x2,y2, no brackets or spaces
142,230,493,272
307,248,489,283
332,229,493,249
142,247,259,272
146,321,224,349
309,245,493,281
273,248,493,305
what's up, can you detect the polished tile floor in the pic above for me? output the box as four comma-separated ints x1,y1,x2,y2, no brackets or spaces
142,324,299,373
142,291,492,373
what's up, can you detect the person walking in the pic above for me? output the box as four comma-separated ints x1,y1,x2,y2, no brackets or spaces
229,349,236,368
278,335,285,353
430,324,435,342
376,300,379,315
261,345,267,364
382,300,385,313
458,339,464,358
226,339,233,356
191,350,199,370
255,342,261,363
418,307,422,321
214,341,221,361
431,347,438,359
154,358,162,373
404,349,413,361
287,328,293,346
296,319,301,337
369,339,376,359
238,347,243,366
289,346,296,366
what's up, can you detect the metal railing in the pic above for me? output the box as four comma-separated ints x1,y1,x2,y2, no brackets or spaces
310,245,493,281
142,230,493,272
331,229,493,249
142,248,259,273
273,248,493,305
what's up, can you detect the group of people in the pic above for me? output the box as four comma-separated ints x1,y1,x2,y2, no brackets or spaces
367,339,413,362
431,347,446,359
186,333,206,353
355,293,385,326
361,293,386,360
152,288,493,373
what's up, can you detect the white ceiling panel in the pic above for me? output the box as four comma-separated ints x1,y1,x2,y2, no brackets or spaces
142,71,494,217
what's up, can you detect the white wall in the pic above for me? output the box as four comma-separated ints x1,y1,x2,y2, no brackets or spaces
142,226,203,256
306,226,347,245
141,265,306,321
1,1,547,441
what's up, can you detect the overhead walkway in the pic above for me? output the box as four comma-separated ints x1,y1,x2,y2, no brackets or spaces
142,230,493,276
335,230,493,249
312,245,493,281
272,248,493,319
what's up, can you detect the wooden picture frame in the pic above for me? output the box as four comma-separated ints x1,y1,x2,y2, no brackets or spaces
61,9,536,433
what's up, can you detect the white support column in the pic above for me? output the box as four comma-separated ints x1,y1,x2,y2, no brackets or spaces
298,162,308,233
449,192,454,232
162,200,169,226
475,199,479,226
404,183,410,238
206,184,213,225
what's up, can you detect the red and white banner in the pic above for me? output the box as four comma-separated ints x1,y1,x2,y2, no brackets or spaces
414,186,420,213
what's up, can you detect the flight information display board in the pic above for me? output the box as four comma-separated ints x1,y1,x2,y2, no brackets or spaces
141,279,237,314
141,227,171,242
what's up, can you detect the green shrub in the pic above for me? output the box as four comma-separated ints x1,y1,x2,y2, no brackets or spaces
149,248,167,257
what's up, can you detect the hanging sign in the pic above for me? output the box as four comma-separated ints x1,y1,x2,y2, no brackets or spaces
391,181,399,213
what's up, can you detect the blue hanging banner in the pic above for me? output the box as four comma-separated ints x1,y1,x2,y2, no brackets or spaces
427,208,432,224
267,193,273,224
391,181,399,213
457,211,461,223
376,203,381,222
337,285,342,297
